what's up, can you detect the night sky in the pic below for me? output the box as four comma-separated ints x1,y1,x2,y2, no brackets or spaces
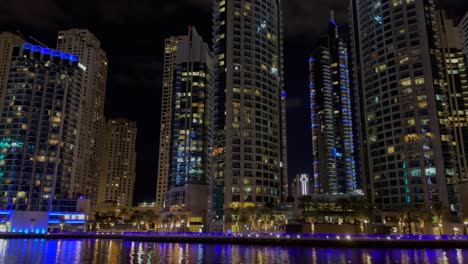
1,0,466,204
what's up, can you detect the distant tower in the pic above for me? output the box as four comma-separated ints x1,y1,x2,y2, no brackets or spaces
0,32,24,113
164,27,215,230
0,44,83,211
459,11,468,58
56,29,108,207
309,11,356,195
98,119,137,208
295,173,311,197
156,35,183,208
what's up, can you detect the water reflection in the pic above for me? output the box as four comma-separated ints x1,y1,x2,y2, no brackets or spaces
0,239,466,263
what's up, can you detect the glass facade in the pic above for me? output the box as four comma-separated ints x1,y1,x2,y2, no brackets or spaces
0,44,83,212
309,16,357,195
170,62,214,188
162,27,214,229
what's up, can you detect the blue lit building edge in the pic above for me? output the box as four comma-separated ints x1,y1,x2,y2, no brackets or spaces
22,43,79,62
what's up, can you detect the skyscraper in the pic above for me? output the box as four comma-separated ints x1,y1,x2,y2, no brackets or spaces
351,0,460,215
309,13,357,195
439,12,468,182
0,32,24,112
459,11,468,58
97,119,137,208
0,43,83,211
210,0,288,225
156,35,183,208
56,29,108,207
163,27,214,231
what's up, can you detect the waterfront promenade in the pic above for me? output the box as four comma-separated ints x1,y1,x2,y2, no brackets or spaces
1,232,468,248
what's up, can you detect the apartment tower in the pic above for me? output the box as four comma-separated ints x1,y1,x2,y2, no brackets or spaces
97,119,137,208
210,0,288,226
0,32,24,113
458,11,468,58
309,13,357,195
0,44,83,211
164,27,214,231
56,29,108,207
351,0,460,216
156,36,183,208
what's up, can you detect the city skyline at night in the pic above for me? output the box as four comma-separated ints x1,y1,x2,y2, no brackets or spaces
2,5,468,264
0,0,465,206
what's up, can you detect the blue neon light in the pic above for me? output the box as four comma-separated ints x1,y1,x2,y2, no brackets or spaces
329,19,339,28
22,43,78,62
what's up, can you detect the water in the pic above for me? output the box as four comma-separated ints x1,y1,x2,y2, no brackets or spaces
0,239,466,263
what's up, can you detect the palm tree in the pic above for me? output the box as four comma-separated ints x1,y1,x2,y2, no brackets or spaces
430,202,450,234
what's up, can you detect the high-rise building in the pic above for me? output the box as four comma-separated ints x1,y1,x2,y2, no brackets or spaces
309,12,357,195
156,35,183,208
56,29,108,207
440,12,468,220
97,119,137,208
459,11,468,58
0,32,24,112
210,0,288,225
439,12,468,182
351,0,460,215
163,27,214,231
0,43,83,211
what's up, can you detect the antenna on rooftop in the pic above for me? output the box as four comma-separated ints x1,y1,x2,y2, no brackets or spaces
27,36,49,48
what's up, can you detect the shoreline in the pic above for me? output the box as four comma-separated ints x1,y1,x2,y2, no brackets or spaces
0,232,467,248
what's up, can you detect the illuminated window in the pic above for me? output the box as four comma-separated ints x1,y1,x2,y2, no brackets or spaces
387,147,395,154
400,78,411,86
399,56,409,64
441,135,450,142
392,0,401,6
404,134,418,142
402,88,413,94
410,169,421,177
407,119,416,126
425,168,436,176
418,101,427,108
415,77,424,85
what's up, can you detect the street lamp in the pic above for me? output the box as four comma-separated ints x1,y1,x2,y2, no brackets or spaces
140,221,145,231
364,220,369,234
464,221,468,235
181,220,185,232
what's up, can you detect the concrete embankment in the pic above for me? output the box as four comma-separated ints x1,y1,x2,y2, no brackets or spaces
1,233,468,248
